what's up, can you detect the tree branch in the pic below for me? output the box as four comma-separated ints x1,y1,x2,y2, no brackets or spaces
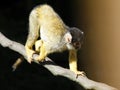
0,32,118,90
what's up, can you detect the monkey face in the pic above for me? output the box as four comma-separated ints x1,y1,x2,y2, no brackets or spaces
69,27,84,49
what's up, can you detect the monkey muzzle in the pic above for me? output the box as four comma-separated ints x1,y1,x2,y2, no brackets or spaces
73,42,81,49
72,33,84,50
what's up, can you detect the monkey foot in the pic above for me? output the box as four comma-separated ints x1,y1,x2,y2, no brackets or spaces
26,51,36,63
35,56,45,62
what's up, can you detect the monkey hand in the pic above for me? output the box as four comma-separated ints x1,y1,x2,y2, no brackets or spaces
74,70,86,78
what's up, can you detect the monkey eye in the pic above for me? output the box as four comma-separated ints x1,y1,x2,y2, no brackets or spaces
72,40,78,44
72,39,80,43
72,39,76,43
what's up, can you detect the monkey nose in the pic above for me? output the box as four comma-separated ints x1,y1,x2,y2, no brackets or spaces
74,42,81,49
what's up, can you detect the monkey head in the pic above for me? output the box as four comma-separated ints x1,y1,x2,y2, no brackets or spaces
69,27,84,49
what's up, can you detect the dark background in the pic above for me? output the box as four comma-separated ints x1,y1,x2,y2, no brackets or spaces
1,0,120,90
0,0,85,90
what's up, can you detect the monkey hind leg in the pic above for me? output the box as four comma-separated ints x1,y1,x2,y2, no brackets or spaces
35,40,43,52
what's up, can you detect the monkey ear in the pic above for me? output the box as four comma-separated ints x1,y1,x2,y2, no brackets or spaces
64,33,72,43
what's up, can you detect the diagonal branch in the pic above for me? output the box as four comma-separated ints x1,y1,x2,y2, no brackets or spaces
0,32,118,90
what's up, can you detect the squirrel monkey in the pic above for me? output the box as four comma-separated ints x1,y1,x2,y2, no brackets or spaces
25,4,84,75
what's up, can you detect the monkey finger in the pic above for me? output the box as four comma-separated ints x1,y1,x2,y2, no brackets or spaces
75,71,86,78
